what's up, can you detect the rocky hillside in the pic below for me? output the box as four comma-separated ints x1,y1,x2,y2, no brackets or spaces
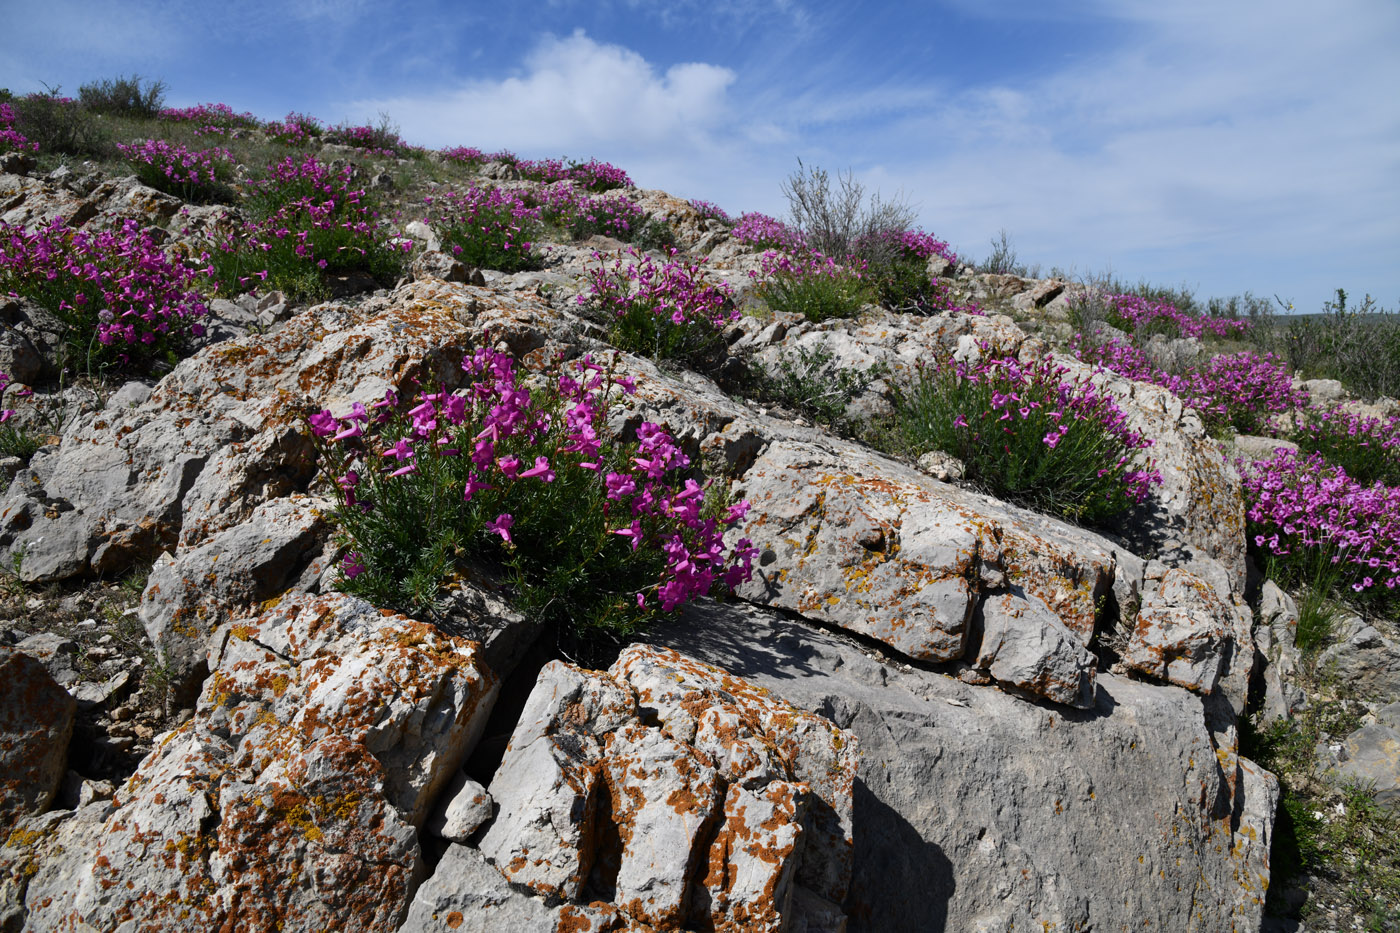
0,102,1396,932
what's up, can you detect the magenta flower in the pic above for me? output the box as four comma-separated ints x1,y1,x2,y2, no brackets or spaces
486,513,514,544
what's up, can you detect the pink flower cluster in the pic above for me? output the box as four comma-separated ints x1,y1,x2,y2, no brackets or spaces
265,112,323,147
0,103,36,154
328,122,403,155
857,227,958,266
426,184,541,269
1102,293,1250,340
440,146,486,165
948,352,1162,503
1240,449,1400,592
517,157,632,191
205,154,404,290
688,200,732,225
532,184,646,239
753,249,868,285
0,217,207,361
118,139,231,194
581,246,738,330
731,212,807,252
310,349,756,612
1294,406,1400,485
158,102,259,136
1074,337,1306,433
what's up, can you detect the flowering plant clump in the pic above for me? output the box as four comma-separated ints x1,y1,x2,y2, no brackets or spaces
0,217,206,373
749,249,872,322
0,103,37,154
308,349,756,635
517,157,633,192
854,227,971,315
265,112,323,147
581,246,738,363
894,350,1161,522
440,146,486,167
327,121,403,156
1293,407,1400,487
1240,449,1400,601
425,185,543,273
1074,337,1306,435
731,212,807,252
532,184,649,241
1101,293,1250,340
158,102,259,136
688,200,732,226
118,138,233,203
203,154,407,299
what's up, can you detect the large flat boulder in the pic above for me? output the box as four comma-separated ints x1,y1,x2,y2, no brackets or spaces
646,599,1277,933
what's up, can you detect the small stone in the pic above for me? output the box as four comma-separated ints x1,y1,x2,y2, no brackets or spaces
425,772,493,843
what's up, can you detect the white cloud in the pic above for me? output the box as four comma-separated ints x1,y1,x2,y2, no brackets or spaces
352,31,735,153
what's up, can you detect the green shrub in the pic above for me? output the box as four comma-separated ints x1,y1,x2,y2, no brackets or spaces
308,349,755,637
750,251,872,322
1284,289,1400,400
11,88,112,157
748,344,886,435
891,351,1160,523
580,247,738,365
429,185,543,273
205,153,407,301
77,74,166,118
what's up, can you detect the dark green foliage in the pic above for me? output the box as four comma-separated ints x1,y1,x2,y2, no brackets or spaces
77,75,166,118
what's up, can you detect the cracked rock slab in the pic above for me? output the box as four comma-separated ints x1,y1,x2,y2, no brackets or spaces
21,594,497,933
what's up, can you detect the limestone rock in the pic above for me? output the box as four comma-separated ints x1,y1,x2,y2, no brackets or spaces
599,722,724,926
425,772,494,843
1317,615,1400,703
22,594,498,932
398,844,561,933
609,643,859,907
729,436,1131,707
0,649,75,825
477,660,637,900
1121,563,1236,698
698,781,809,932
480,646,858,931
647,599,1277,933
1336,723,1400,808
139,495,331,699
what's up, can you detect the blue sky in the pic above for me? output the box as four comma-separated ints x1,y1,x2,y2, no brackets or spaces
4,0,1398,313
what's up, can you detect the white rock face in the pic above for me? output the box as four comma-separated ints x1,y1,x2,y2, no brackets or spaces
21,594,498,933
648,599,1277,933
478,645,859,932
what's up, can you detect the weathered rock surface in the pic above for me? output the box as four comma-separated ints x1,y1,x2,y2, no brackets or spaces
425,772,494,843
479,644,858,932
1121,562,1237,699
1335,723,1400,808
139,494,332,698
1254,580,1307,726
1317,613,1400,703
18,594,498,933
647,599,1277,933
0,649,76,826
730,435,1131,708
